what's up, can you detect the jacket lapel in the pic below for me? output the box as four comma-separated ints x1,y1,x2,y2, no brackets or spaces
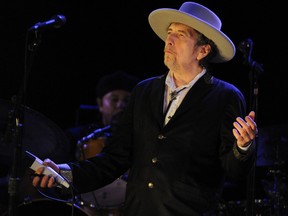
166,72,214,126
149,74,167,128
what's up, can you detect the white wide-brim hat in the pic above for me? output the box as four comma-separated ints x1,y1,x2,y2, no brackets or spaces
148,2,235,63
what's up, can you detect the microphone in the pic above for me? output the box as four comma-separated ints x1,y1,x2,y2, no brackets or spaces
238,38,253,65
29,14,66,31
77,125,111,146
238,38,264,74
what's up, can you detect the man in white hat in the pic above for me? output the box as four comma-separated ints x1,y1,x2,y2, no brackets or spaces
31,2,258,215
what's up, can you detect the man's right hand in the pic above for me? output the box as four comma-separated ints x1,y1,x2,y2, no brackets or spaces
32,158,60,188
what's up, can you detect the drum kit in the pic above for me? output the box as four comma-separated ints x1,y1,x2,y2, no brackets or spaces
0,98,126,216
221,124,288,216
75,128,127,216
75,176,127,216
1,97,288,215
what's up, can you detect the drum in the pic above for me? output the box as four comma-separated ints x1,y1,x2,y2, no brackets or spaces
2,198,99,216
76,130,126,216
79,177,127,216
77,138,106,160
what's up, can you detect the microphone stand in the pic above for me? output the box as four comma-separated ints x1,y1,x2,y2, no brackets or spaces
239,38,264,216
7,28,42,216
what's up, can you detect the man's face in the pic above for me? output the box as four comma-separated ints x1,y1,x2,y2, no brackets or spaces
98,89,131,125
164,22,208,71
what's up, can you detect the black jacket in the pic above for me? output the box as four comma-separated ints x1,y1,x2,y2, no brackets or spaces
68,72,255,216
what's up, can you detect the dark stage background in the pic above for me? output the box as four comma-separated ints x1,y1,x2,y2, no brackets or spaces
1,0,287,130
0,0,288,214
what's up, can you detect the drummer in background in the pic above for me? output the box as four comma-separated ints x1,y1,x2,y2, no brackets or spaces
65,70,140,161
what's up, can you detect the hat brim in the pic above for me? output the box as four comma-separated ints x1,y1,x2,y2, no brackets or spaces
148,9,235,63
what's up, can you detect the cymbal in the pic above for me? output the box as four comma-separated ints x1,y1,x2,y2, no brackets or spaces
0,98,73,173
256,124,288,167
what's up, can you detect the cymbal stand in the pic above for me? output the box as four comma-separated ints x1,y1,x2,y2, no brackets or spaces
238,38,264,216
267,143,286,216
7,27,42,216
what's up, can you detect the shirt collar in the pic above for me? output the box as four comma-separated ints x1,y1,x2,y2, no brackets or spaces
165,68,207,91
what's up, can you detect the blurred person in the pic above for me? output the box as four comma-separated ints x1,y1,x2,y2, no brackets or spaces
65,70,139,215
31,2,258,216
66,70,140,161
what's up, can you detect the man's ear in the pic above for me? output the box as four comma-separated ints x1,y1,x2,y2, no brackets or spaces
97,97,103,112
97,98,102,106
196,44,211,61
